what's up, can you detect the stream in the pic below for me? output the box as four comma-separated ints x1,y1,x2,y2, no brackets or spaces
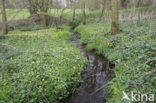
64,32,115,103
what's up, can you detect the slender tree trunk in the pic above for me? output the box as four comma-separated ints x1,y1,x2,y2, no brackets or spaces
99,0,105,21
1,0,8,35
40,14,48,26
137,0,141,23
60,8,66,22
111,0,119,35
72,1,76,21
28,7,38,16
137,0,141,7
99,6,104,21
153,0,156,6
40,10,49,26
82,2,86,25
56,8,59,15
120,0,127,8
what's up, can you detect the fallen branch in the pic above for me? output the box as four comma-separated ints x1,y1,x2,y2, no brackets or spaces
137,69,156,88
91,84,108,95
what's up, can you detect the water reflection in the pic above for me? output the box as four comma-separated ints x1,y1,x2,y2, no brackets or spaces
65,33,115,103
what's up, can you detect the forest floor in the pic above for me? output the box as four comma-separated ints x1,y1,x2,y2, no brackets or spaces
0,6,156,103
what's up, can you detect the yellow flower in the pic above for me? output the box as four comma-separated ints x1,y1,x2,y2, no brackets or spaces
42,79,45,81
59,97,63,100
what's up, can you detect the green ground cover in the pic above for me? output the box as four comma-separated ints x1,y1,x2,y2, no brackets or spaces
0,6,155,103
0,27,87,103
75,19,156,102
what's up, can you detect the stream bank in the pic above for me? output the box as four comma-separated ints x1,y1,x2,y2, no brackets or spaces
64,32,115,103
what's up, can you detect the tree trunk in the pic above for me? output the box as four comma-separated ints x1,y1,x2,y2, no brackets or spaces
82,2,86,25
1,0,8,35
60,8,66,22
111,0,119,35
137,0,141,23
120,0,127,8
28,7,38,16
137,0,141,7
72,1,76,21
99,0,105,22
40,14,48,26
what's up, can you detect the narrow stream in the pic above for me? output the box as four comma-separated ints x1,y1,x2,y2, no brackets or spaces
65,33,115,103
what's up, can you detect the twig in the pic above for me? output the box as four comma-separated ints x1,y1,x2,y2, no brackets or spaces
91,84,108,95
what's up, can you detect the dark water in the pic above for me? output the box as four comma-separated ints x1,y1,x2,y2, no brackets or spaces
64,33,115,103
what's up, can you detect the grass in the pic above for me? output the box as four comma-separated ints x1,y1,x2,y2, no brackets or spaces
0,9,30,21
0,26,87,103
1,6,155,22
75,19,156,102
